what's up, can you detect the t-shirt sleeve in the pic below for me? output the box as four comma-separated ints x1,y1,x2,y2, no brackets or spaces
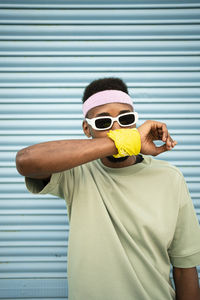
25,169,75,213
168,174,200,268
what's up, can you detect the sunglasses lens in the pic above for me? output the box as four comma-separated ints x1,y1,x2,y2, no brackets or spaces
119,113,135,126
95,118,112,129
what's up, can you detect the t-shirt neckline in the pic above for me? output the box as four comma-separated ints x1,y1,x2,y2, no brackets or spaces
98,155,149,176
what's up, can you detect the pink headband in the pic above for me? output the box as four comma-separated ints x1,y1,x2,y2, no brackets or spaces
83,89,133,117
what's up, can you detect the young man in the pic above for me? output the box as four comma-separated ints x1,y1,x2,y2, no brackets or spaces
16,78,200,300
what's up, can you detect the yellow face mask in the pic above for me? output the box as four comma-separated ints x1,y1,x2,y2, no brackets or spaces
107,128,141,158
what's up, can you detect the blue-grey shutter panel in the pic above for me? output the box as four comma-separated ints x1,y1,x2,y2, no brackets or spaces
0,1,199,299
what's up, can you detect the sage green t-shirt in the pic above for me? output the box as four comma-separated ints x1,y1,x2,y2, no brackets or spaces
26,155,200,300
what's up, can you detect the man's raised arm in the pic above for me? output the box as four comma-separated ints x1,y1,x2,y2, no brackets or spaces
16,137,117,179
16,120,177,180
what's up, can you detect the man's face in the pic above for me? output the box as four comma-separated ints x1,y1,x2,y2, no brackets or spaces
83,102,136,139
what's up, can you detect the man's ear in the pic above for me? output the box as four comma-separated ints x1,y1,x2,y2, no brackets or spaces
82,120,91,138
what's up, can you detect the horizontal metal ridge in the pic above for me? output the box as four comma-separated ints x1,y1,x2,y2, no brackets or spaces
0,87,200,101
0,241,68,246
5,67,200,72
0,298,68,300
0,210,67,215
2,51,200,56
1,20,200,26
0,231,68,239
0,272,67,279
1,41,200,56
0,193,60,199
0,114,82,119
0,226,68,230
193,199,200,206
0,246,68,255
4,67,199,72
0,24,200,40
0,0,200,9
0,259,67,264
0,9,200,24
0,216,68,223
0,198,65,208
0,56,200,72
0,242,68,250
0,72,200,88
0,257,67,262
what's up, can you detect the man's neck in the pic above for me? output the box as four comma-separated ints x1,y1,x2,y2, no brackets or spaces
101,155,136,168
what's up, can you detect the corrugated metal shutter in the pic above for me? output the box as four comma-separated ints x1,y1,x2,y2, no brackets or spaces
0,0,199,298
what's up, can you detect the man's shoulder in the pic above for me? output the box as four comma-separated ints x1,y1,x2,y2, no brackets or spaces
147,155,183,178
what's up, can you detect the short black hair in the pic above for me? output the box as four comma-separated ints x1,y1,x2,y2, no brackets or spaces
82,77,129,103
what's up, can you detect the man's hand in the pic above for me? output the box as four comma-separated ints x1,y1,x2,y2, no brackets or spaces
137,120,178,156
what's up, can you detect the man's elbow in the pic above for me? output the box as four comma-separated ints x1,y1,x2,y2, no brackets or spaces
15,149,31,176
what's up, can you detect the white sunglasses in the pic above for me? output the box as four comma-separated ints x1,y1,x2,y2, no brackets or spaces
86,112,138,131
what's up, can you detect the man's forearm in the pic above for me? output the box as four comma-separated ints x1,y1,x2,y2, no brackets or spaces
173,267,200,300
16,137,117,178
